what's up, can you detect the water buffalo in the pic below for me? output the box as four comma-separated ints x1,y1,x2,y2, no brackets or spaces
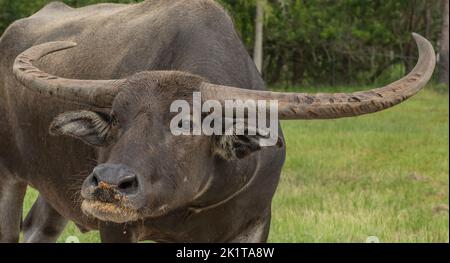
0,0,435,242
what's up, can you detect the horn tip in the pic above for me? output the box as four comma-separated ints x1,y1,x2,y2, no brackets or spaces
411,32,428,45
53,41,77,48
64,41,77,47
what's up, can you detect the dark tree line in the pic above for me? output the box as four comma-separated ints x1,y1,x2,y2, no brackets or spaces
1,0,448,87
438,0,448,86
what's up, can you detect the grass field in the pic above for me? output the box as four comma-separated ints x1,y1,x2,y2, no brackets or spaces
22,86,449,243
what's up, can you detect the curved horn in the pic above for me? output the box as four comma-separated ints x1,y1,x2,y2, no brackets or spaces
13,41,125,108
201,33,436,119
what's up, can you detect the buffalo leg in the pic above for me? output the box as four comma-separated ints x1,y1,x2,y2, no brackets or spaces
23,195,68,243
230,214,271,243
0,164,27,243
99,222,138,243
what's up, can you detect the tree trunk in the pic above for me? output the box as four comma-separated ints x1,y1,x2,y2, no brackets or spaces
404,2,417,72
439,0,449,86
424,1,431,39
269,52,284,84
253,0,264,73
291,49,303,85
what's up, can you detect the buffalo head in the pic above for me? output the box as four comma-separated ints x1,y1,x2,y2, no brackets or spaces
12,33,436,223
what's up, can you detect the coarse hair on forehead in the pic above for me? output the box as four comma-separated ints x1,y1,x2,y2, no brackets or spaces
111,71,206,112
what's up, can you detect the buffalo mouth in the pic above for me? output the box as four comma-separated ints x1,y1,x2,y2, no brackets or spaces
81,199,140,223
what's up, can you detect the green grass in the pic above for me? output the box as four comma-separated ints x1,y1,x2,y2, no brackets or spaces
22,85,449,243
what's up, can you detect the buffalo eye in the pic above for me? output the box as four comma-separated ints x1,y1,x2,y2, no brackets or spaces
177,119,193,131
49,110,112,147
109,113,119,127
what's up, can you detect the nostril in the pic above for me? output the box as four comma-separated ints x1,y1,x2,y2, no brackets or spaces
90,173,99,187
118,180,132,190
118,175,138,193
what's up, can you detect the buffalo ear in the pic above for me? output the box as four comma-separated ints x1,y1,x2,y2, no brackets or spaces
49,110,112,146
213,127,283,160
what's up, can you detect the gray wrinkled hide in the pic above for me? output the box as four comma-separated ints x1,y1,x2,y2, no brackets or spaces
0,0,285,242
